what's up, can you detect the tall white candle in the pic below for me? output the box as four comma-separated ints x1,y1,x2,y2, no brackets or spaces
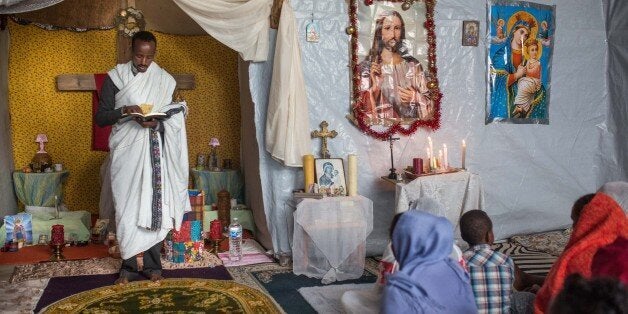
443,144,448,170
428,137,433,160
462,140,467,169
347,154,358,196
438,149,443,170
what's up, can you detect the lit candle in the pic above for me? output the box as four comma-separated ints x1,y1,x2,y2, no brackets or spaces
443,144,448,170
462,140,467,169
438,149,443,170
428,137,433,160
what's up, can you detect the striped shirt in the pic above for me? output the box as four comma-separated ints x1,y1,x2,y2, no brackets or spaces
463,244,515,313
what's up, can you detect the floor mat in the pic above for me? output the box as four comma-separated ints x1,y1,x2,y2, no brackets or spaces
11,249,222,283
229,258,379,313
492,242,557,276
41,278,281,313
218,239,275,267
34,265,232,312
299,283,373,314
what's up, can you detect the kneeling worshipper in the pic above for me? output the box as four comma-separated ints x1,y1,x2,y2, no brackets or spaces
381,211,477,313
534,192,628,313
341,197,466,314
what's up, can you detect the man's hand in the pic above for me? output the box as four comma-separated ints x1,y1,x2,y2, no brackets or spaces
397,87,416,103
134,118,159,128
123,105,143,115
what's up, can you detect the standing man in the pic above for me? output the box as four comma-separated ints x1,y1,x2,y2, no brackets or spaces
96,31,191,284
358,10,433,120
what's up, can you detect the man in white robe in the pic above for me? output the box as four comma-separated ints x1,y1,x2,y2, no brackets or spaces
95,31,190,284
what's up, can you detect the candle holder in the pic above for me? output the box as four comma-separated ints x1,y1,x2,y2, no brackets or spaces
50,243,65,261
211,238,222,254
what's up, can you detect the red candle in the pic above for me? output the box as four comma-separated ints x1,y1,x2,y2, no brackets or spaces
51,224,65,245
209,219,222,240
413,158,423,175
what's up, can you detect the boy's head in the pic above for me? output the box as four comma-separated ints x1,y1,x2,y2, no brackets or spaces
571,193,595,228
549,273,627,314
460,210,494,246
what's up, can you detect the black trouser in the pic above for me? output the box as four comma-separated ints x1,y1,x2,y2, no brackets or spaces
119,241,162,278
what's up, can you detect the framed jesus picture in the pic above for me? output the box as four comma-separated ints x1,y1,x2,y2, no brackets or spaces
347,0,441,139
314,158,347,196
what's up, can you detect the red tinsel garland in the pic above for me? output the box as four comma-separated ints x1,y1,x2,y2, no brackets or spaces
350,0,441,140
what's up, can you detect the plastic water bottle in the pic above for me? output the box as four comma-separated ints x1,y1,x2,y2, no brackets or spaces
229,218,243,262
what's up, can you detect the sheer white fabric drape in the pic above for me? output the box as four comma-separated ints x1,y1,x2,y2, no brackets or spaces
265,1,310,167
172,0,272,62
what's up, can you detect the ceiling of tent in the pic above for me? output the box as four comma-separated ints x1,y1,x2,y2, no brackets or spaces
9,0,207,35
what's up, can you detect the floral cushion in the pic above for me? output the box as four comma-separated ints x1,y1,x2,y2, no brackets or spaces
510,228,572,257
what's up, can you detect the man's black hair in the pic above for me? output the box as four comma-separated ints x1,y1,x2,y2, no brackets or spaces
550,273,628,314
389,212,404,239
131,31,157,50
460,209,492,246
571,193,596,225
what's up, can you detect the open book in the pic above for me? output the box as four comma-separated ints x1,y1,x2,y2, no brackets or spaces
123,103,167,121
125,111,168,121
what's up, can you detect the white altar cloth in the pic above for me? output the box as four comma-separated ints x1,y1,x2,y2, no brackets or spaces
395,171,484,240
292,195,373,283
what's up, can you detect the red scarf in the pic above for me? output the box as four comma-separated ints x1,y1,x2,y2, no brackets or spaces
534,193,628,313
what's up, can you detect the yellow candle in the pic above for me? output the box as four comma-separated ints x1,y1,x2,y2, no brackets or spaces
461,140,466,169
303,155,315,192
347,154,358,196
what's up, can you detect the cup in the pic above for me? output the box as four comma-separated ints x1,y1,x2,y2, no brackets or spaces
38,234,48,245
277,252,292,267
54,163,63,172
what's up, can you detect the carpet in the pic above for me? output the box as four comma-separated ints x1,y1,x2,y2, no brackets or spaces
11,249,222,283
34,265,233,312
298,283,373,314
42,278,281,313
229,258,379,313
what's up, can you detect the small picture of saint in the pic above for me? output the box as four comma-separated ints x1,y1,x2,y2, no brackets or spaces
462,20,479,46
314,158,347,196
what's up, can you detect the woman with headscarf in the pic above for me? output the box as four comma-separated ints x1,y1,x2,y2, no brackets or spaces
381,211,477,313
534,192,628,313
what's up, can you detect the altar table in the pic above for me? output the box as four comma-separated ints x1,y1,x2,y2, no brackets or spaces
292,195,373,283
395,171,484,239
190,169,244,205
13,171,69,207
0,210,91,245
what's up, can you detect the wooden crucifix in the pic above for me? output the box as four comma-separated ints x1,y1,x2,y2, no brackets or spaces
386,135,400,180
56,0,194,92
311,121,337,159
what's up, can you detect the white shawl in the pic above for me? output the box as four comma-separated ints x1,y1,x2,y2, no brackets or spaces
108,61,191,260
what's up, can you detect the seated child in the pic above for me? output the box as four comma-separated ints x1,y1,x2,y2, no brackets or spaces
381,211,477,313
460,210,544,314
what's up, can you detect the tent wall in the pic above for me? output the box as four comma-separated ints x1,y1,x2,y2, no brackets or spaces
0,28,18,218
253,0,623,255
603,0,628,178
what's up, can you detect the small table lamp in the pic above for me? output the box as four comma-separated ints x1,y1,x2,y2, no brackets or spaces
32,133,52,167
209,138,220,171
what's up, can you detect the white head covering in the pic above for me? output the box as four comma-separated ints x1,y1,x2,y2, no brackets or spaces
598,181,628,215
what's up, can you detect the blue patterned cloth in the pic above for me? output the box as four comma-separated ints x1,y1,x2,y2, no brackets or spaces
12,171,69,207
149,129,162,231
190,169,244,205
463,244,515,314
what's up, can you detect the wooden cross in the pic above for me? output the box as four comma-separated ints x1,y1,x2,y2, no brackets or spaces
311,121,337,159
56,0,194,92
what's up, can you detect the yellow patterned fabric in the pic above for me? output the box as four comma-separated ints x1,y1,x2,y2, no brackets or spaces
8,22,240,214
42,279,281,313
